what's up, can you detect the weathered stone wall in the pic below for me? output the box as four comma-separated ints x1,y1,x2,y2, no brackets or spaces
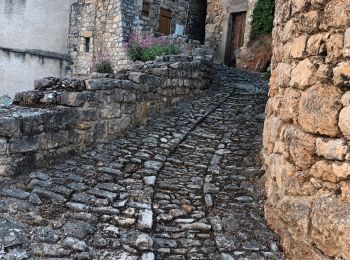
263,0,350,259
69,0,206,75
0,54,212,177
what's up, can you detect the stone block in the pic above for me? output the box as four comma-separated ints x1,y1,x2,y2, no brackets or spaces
298,84,342,137
0,139,8,155
82,31,93,38
338,106,350,139
100,105,121,119
60,92,90,107
275,196,312,238
341,91,350,106
325,33,344,63
0,117,20,138
333,62,350,88
112,89,124,102
280,88,300,123
310,160,337,183
291,0,307,15
284,126,317,170
290,35,307,58
340,180,350,201
129,72,148,83
10,136,39,153
307,33,324,55
270,63,292,89
86,79,121,90
316,138,349,161
311,197,350,259
290,59,317,89
57,107,77,129
343,28,350,57
44,132,66,149
107,116,131,135
77,108,100,121
320,1,350,30
332,162,350,180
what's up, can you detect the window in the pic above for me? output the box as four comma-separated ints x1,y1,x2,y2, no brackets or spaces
84,37,90,52
158,8,172,35
142,2,150,17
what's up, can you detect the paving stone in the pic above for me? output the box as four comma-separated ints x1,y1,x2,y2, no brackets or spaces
0,66,284,259
0,188,30,199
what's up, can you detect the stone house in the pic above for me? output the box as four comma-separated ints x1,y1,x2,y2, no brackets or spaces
69,0,207,75
205,0,272,71
69,0,271,74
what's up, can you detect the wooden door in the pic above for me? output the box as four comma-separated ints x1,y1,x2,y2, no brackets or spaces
226,12,246,66
159,8,172,35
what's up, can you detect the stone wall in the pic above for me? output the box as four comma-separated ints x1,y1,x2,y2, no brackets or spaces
263,0,350,259
69,0,206,75
0,0,75,97
0,54,212,177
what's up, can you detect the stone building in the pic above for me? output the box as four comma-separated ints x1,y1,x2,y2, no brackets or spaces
205,0,272,71
0,0,76,97
69,0,207,75
69,0,272,74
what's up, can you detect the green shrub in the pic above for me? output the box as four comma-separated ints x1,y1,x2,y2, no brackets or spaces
251,0,275,37
94,59,114,74
127,45,143,62
125,34,181,62
141,45,180,62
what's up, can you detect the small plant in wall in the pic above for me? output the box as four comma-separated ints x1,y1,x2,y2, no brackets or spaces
124,32,180,62
92,52,114,74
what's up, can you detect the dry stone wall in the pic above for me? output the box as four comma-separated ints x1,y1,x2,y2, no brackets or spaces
0,54,212,177
263,0,350,259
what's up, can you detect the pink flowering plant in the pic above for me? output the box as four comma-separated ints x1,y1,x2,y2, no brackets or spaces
124,33,180,62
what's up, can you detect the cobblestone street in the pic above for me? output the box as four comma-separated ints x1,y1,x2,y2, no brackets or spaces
0,66,284,259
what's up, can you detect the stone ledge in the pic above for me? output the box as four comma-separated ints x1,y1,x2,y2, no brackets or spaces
0,54,213,177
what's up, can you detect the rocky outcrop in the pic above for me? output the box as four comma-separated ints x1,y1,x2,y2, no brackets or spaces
236,35,272,72
263,0,350,259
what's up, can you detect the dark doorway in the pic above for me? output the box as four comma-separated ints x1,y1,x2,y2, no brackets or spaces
225,12,247,67
158,8,172,35
187,0,207,43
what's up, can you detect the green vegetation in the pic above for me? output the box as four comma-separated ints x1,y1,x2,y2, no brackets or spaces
251,0,275,37
94,60,114,74
125,34,181,62
128,44,180,62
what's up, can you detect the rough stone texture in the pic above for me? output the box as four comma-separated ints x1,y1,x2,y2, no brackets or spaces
69,0,206,74
1,54,212,177
263,0,350,259
0,66,284,259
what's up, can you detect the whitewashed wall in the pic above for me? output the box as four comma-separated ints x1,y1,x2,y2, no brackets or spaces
0,0,75,97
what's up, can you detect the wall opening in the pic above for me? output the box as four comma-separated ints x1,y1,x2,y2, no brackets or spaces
186,0,207,43
142,2,150,17
158,8,172,35
224,12,247,67
84,37,90,52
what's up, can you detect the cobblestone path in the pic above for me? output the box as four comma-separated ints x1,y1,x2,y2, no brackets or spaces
0,66,284,260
